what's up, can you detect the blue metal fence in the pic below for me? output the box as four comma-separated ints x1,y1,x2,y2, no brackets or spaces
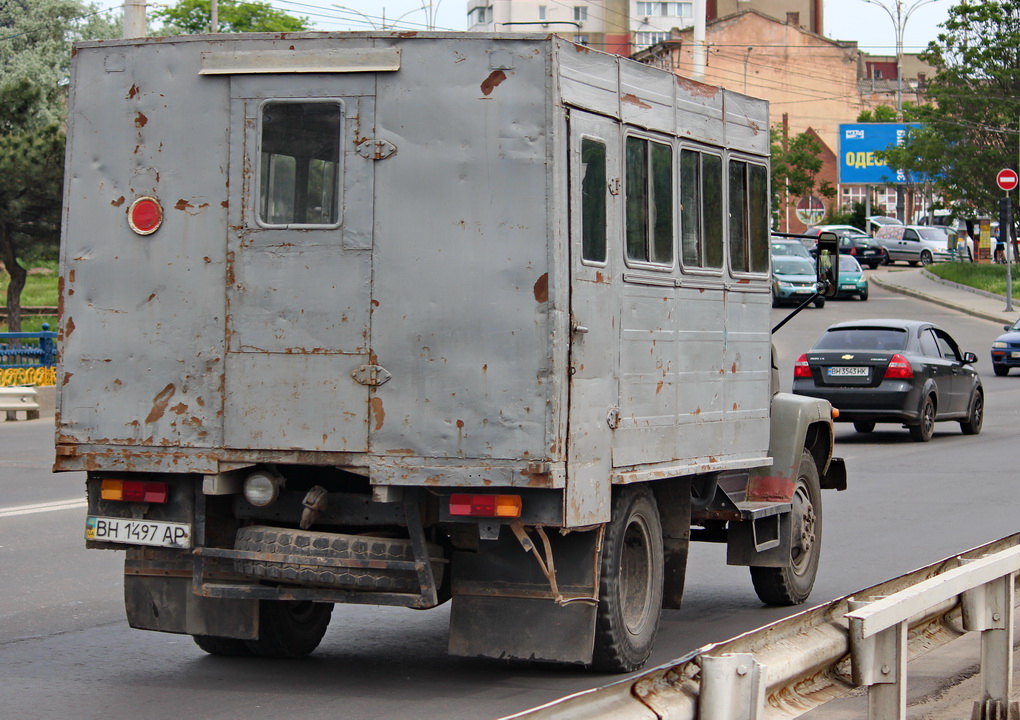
0,324,58,369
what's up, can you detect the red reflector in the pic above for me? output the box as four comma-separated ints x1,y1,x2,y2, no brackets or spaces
793,353,812,378
128,196,163,235
884,353,914,379
449,494,522,518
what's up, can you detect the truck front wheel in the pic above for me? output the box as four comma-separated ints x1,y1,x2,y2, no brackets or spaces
591,486,664,673
750,451,822,605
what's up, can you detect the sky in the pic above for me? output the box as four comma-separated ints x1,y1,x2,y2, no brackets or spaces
93,1,954,55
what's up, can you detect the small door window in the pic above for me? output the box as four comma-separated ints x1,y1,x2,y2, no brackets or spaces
581,138,607,263
258,101,342,227
680,148,723,269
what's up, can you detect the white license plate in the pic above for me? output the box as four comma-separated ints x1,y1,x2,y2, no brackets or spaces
86,516,191,548
794,288,814,293
828,366,868,377
840,284,857,290
1012,352,1020,358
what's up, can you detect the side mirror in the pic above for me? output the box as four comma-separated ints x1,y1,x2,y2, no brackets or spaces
963,351,978,365
816,231,840,298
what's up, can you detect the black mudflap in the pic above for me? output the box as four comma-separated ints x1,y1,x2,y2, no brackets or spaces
448,524,600,665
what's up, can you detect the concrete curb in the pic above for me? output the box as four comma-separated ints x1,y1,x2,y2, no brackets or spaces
870,271,1014,325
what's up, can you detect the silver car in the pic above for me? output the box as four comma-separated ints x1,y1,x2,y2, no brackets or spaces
874,225,952,266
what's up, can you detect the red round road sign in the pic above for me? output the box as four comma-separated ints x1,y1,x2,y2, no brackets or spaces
997,168,1019,191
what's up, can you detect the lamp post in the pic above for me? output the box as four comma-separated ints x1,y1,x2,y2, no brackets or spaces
858,0,942,223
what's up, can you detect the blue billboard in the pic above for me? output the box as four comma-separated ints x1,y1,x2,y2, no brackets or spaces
839,123,921,185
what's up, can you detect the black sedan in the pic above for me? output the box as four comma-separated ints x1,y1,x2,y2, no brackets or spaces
990,317,1020,375
793,319,983,442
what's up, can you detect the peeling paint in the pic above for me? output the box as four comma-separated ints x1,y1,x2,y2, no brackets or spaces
111,196,126,207
370,396,385,430
533,273,549,303
621,93,652,110
134,112,148,128
480,70,507,96
145,384,176,424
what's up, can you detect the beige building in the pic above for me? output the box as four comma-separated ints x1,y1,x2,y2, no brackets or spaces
635,9,933,229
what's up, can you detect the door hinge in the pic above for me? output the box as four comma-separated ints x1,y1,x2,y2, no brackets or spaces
355,138,397,160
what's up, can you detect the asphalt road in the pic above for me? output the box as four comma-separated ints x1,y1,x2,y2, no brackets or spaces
2,274,1018,719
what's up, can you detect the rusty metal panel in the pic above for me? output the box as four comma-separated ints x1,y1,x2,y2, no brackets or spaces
367,36,559,465
723,89,770,155
619,59,675,133
555,39,623,119
674,76,726,146
59,39,229,451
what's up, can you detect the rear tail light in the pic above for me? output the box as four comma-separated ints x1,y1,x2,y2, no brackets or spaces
449,494,522,518
101,479,169,504
884,353,915,379
793,353,812,378
850,247,858,255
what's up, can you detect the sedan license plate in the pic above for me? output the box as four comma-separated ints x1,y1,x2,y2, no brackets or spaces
828,366,869,377
1012,352,1020,358
840,284,857,290
86,516,191,548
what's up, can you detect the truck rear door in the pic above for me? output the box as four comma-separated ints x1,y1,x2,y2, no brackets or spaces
223,75,378,452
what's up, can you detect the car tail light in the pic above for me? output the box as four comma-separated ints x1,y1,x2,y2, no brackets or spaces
884,353,914,379
449,494,522,518
793,353,812,378
101,479,169,504
849,247,858,255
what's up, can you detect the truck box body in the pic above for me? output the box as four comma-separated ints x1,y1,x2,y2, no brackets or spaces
57,33,772,526
57,33,840,670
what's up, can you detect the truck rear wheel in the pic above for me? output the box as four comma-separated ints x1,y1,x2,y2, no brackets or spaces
750,451,822,605
246,600,333,658
591,486,664,673
192,634,252,656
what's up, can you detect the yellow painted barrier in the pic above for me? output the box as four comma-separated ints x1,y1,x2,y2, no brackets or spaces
0,366,56,387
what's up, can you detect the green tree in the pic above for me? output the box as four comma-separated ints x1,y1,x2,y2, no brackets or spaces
0,0,118,331
856,105,899,123
880,1,1020,218
770,126,836,227
153,0,310,35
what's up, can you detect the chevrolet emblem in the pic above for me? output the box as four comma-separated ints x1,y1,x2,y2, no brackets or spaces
841,354,854,360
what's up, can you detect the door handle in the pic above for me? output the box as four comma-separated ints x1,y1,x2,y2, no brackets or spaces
572,325,589,334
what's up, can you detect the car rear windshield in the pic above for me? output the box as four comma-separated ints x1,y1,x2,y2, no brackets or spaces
813,327,907,351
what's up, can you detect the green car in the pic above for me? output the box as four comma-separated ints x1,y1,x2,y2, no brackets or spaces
834,255,869,300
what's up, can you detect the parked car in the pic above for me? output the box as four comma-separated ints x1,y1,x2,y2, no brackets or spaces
770,237,812,260
833,255,868,300
874,225,953,265
804,225,887,268
771,255,824,308
990,317,1020,375
792,319,983,442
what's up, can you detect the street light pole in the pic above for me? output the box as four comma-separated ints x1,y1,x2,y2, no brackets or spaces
858,0,942,224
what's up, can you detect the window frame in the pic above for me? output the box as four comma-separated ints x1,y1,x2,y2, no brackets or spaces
255,98,345,230
727,155,770,277
623,132,675,271
579,135,609,266
679,144,725,275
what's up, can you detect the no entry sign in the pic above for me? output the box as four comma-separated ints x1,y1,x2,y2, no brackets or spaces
997,168,1019,191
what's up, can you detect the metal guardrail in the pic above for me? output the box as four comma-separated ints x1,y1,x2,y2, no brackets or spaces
0,325,58,369
503,533,1020,720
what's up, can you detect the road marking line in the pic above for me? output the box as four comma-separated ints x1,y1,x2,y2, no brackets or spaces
0,498,87,518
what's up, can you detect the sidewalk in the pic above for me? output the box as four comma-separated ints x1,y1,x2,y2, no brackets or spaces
871,265,1020,325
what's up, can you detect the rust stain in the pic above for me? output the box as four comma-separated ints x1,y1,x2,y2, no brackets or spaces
127,84,139,99
747,120,761,136
145,384,176,424
573,43,592,53
68,270,75,283
533,273,549,303
693,407,702,415
621,93,652,110
169,402,188,415
372,299,380,307
655,380,664,395
61,372,73,387
482,364,488,374
146,294,156,303
398,31,418,38
387,448,415,455
733,403,739,411
424,475,441,485
221,200,229,208
456,419,464,429
134,112,148,128
737,278,750,284
174,199,194,211
370,397,385,430
111,196,126,207
480,70,507,96
676,76,721,98
731,362,738,373
747,475,795,502
65,317,76,339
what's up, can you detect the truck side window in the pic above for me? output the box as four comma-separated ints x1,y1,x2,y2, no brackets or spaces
728,160,768,274
625,136,673,265
259,101,342,226
581,138,607,263
680,148,723,270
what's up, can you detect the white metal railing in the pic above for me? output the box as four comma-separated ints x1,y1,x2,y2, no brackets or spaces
0,386,40,420
503,533,1020,720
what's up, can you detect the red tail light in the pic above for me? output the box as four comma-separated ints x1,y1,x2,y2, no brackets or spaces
850,247,858,255
101,479,169,504
449,494,522,518
793,353,812,378
884,353,914,379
